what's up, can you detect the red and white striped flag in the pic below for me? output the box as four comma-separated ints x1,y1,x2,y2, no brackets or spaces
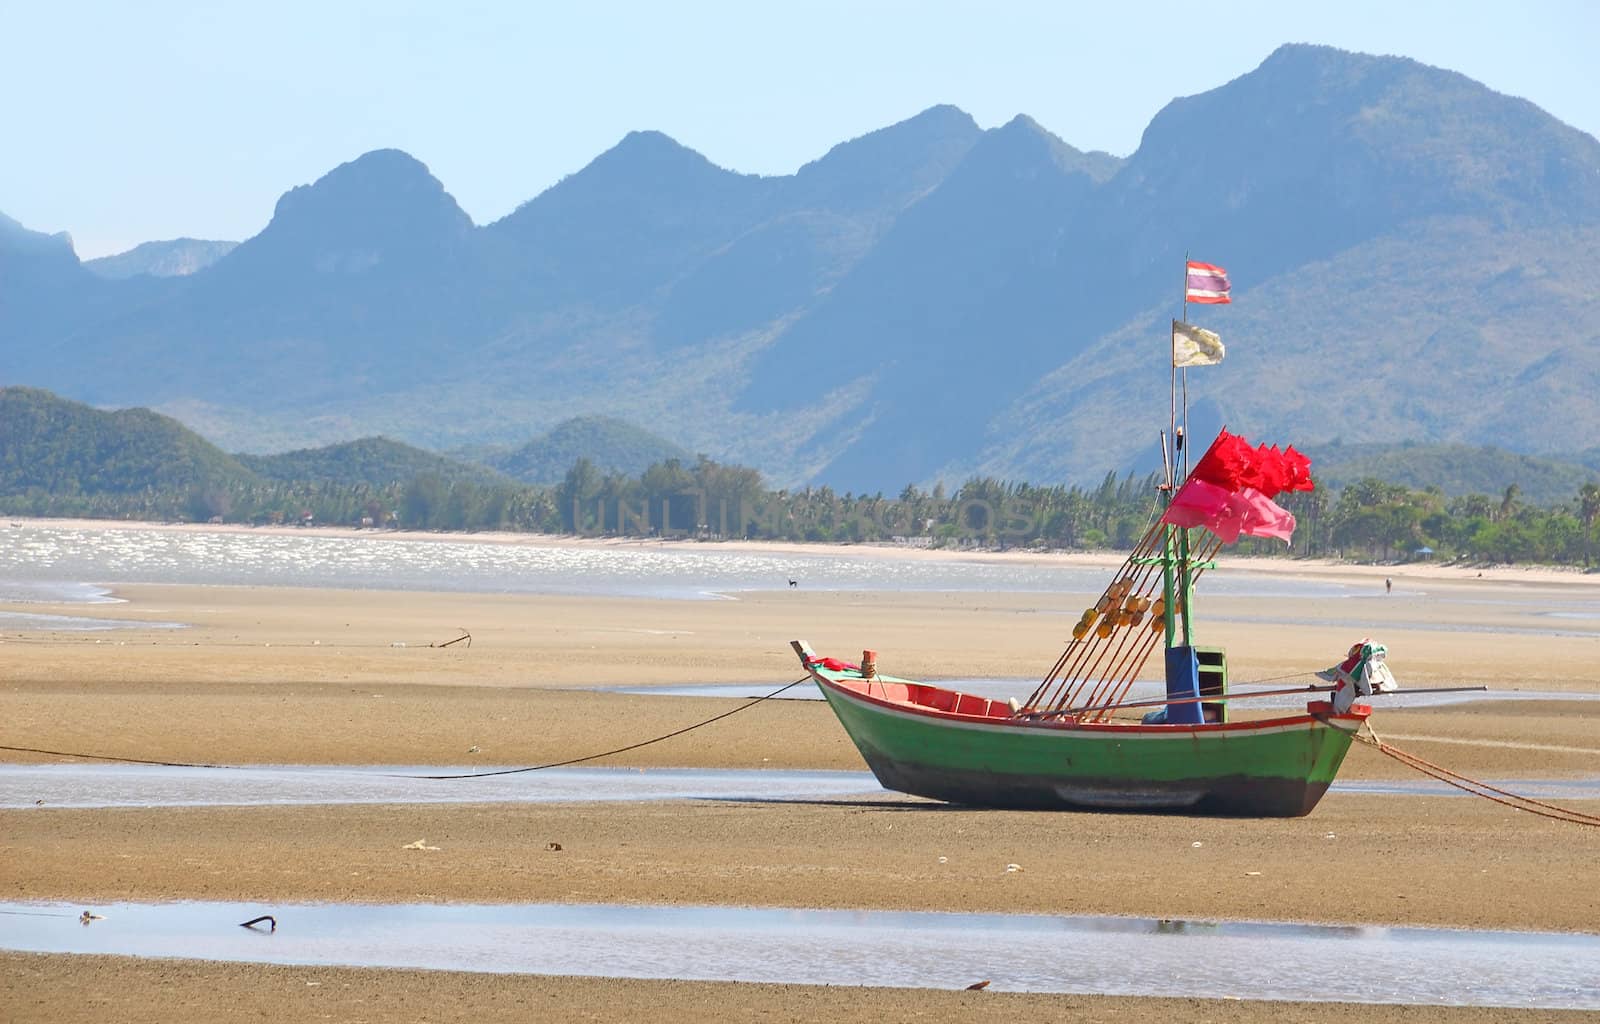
1185,261,1231,304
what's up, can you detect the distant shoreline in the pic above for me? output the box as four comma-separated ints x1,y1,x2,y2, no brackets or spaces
9,514,1599,589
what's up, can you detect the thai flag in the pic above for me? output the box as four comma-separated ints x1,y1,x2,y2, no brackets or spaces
1185,261,1231,304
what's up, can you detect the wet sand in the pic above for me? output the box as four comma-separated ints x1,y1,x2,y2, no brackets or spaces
10,955,1593,1024
3,556,1599,1022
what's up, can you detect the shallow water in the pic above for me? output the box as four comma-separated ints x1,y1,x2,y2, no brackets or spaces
0,581,176,631
0,581,120,604
0,523,1358,600
0,610,186,631
0,764,885,809
2,899,1595,1008
6,763,1598,810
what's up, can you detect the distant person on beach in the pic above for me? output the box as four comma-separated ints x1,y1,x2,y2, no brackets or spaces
1385,577,1392,594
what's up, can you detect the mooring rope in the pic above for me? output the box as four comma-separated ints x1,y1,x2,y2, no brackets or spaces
398,676,811,780
0,745,235,769
0,630,472,650
1356,723,1600,829
0,676,812,780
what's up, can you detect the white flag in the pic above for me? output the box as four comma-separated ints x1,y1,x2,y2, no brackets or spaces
1173,319,1225,368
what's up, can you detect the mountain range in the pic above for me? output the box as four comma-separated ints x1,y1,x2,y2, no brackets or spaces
4,44,1599,494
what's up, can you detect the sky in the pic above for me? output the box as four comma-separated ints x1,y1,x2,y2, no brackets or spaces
4,0,1597,259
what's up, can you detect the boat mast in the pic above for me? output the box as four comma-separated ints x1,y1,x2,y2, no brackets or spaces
1161,255,1195,651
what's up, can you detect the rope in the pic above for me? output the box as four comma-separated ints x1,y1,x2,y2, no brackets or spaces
0,676,812,781
399,677,811,779
0,744,232,769
0,629,472,650
1356,724,1600,828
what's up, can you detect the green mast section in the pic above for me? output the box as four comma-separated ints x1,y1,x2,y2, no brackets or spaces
1158,521,1195,648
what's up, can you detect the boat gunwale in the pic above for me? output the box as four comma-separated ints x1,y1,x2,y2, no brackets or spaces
807,666,1370,737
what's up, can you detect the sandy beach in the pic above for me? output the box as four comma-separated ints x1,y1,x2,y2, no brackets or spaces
3,527,1598,1021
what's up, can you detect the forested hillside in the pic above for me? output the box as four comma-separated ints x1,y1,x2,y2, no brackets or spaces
0,386,253,498
486,416,692,485
240,436,511,487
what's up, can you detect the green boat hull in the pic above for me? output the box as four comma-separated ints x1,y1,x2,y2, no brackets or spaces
808,666,1366,818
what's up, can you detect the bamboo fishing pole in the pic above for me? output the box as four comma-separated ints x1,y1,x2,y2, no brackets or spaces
1084,533,1225,722
1027,685,1490,721
1027,523,1164,709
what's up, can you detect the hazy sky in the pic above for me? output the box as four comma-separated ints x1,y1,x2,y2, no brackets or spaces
5,0,1596,258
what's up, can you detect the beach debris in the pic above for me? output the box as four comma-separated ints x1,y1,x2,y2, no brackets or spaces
937,856,948,864
402,839,440,851
965,980,991,991
1192,841,1203,848
1004,863,1022,873
1245,871,1262,876
467,745,480,754
78,911,104,925
546,841,563,852
432,629,472,649
1324,832,1337,840
240,914,277,932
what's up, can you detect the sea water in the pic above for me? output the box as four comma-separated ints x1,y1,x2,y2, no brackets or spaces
1,899,1596,1008
0,522,1355,600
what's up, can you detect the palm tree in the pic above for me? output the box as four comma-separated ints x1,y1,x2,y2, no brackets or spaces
1579,483,1600,567
1499,483,1521,522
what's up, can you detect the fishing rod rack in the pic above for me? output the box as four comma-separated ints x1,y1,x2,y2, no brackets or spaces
1022,518,1225,723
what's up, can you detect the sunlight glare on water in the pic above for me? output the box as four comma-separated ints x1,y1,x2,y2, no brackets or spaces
0,523,1354,600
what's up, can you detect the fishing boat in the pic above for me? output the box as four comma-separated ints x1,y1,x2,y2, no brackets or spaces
792,261,1392,817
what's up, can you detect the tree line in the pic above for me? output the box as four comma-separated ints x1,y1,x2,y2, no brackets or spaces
4,454,1599,568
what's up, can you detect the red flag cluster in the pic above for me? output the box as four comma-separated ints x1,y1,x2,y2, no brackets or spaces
1161,430,1313,546
1189,431,1313,498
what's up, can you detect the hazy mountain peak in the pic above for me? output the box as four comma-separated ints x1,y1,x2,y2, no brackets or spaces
990,114,1123,182
0,211,77,258
224,148,473,276
496,129,766,235
797,104,979,173
85,238,238,279
788,104,982,213
273,148,469,222
581,129,744,186
1107,41,1600,286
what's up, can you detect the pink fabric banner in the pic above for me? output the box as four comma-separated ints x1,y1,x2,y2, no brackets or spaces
1161,478,1297,545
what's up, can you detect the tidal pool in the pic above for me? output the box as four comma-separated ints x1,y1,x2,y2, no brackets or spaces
0,763,886,809
5,763,1598,810
2,900,1596,1009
